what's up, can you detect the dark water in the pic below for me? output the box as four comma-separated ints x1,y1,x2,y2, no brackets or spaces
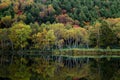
0,55,120,80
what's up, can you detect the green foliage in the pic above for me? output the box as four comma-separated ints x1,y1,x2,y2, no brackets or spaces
45,30,56,49
0,0,120,26
0,28,10,49
32,29,47,49
89,21,101,47
8,64,31,80
100,21,117,48
0,0,120,80
112,22,120,46
1,15,12,28
89,21,117,48
9,22,31,49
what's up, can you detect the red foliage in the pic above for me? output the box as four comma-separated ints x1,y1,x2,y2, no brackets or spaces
17,10,23,15
73,25,80,28
56,14,74,25
62,9,67,14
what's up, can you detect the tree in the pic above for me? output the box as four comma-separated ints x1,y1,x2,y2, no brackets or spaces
89,21,117,48
30,22,40,34
0,28,10,50
9,22,31,49
48,23,66,48
32,29,47,50
13,14,26,22
100,21,117,48
56,14,74,25
89,21,101,48
26,13,34,24
0,28,10,65
105,18,120,47
32,28,56,50
0,0,11,10
112,22,120,47
63,29,74,48
74,27,89,48
48,23,66,39
45,30,56,50
1,15,12,28
47,4,55,15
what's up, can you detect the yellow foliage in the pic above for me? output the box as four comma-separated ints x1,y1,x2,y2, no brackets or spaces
0,0,11,10
9,22,31,49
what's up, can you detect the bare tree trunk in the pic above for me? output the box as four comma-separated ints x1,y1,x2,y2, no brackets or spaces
86,42,89,49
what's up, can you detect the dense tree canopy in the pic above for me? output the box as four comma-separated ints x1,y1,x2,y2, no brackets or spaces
0,0,120,50
9,22,32,49
0,0,120,26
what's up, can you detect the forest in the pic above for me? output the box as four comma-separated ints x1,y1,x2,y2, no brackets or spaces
0,0,120,50
0,0,120,80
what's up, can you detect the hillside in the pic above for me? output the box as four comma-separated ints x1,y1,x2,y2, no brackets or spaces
0,0,120,50
0,0,120,26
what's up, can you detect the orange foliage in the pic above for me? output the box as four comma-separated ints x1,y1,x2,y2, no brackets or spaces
106,18,120,26
13,2,19,13
56,14,74,25
0,2,11,10
73,25,80,28
83,21,90,26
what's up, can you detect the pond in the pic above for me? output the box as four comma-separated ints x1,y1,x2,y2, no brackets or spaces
0,52,120,80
